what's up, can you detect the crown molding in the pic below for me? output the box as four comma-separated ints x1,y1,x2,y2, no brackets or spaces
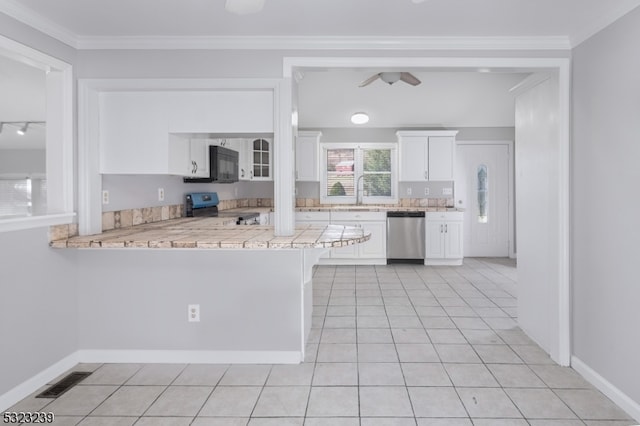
0,0,78,48
1,0,573,51
570,1,640,47
74,35,571,51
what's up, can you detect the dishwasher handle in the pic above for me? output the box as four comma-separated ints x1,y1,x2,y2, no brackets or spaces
386,211,425,218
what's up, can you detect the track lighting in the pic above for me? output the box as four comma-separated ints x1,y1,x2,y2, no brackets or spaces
0,121,44,137
17,123,29,135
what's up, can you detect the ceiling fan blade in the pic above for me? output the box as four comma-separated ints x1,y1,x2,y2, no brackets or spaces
359,74,381,87
400,72,421,86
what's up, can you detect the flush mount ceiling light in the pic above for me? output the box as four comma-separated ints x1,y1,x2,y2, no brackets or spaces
412,0,427,3
225,0,265,15
350,112,370,125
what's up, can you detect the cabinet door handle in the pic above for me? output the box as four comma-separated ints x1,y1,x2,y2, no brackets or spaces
194,161,198,174
445,224,448,233
440,224,443,233
424,170,428,179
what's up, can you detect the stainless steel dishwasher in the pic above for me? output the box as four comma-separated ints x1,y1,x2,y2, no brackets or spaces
386,211,426,263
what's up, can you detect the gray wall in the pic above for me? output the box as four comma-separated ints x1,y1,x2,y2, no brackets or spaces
0,227,78,398
102,175,274,211
0,149,46,175
572,7,640,405
0,13,78,403
296,126,513,200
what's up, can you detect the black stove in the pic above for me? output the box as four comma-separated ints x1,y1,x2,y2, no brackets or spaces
185,192,260,225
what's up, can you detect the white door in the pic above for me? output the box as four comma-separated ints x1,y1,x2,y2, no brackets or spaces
456,143,510,257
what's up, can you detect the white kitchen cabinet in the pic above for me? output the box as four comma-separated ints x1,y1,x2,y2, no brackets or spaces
167,136,211,177
295,131,322,181
188,138,211,178
425,212,464,265
329,211,386,264
397,130,458,182
295,211,331,226
99,90,273,174
100,91,170,174
167,91,274,134
248,137,272,181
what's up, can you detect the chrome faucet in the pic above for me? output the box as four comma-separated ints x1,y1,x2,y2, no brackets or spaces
356,175,365,205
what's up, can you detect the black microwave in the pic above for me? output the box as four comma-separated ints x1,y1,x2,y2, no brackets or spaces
184,145,239,183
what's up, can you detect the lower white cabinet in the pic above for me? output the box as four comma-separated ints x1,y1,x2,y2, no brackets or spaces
295,211,386,264
330,212,387,264
425,212,464,265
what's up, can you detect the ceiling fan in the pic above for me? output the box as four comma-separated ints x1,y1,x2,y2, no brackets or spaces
359,72,422,87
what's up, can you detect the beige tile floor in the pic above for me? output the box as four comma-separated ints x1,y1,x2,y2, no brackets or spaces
6,258,637,425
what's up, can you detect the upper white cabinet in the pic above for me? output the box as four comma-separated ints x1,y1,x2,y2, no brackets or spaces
167,91,273,133
249,138,272,181
397,130,458,181
99,90,273,174
295,131,322,181
100,92,170,174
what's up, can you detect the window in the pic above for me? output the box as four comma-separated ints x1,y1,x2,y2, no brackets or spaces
321,143,397,204
0,35,74,232
477,164,488,223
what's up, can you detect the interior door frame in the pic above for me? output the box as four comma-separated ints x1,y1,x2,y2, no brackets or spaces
283,56,571,366
456,140,516,259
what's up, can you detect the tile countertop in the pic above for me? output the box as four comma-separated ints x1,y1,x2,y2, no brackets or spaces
51,217,370,249
295,206,464,212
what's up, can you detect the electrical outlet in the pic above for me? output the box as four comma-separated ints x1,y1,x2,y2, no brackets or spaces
188,304,200,322
406,187,412,196
158,188,165,201
102,190,109,205
442,187,453,195
424,188,430,196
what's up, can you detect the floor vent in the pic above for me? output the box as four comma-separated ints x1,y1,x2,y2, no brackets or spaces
36,371,92,398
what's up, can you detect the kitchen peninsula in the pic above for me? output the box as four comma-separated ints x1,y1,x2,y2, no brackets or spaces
49,218,369,365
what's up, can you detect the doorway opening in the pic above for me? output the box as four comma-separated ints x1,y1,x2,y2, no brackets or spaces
285,57,570,366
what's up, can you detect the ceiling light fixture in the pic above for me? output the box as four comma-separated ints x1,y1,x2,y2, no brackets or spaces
225,0,265,15
379,72,403,85
17,123,29,135
351,112,369,125
0,121,45,137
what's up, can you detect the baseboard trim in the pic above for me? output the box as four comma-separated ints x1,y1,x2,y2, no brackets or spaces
76,349,303,365
0,352,79,412
571,355,640,422
0,349,303,412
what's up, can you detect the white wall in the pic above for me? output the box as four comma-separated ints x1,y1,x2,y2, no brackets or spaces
572,6,640,406
514,75,561,360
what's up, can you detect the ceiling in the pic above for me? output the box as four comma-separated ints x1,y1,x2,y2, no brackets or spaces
0,54,46,150
1,0,638,145
298,70,526,128
2,0,639,47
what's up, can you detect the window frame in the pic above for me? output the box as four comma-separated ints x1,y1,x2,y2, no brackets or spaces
0,35,75,233
320,142,398,205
